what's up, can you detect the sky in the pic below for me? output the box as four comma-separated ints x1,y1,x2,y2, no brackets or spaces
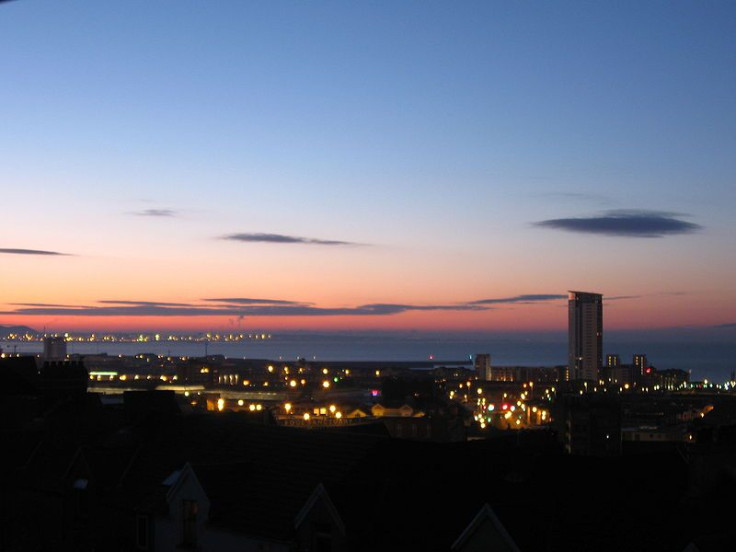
1,1,735,335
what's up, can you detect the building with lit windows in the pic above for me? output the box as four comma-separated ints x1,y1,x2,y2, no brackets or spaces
568,291,603,382
474,354,492,381
633,354,648,376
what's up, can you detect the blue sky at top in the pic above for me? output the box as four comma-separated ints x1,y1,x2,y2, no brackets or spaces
1,1,734,332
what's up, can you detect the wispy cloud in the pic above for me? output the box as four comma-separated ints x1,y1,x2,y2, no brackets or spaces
98,300,193,307
0,248,69,256
0,299,485,318
221,233,362,246
535,210,701,238
131,209,178,217
204,298,309,306
469,294,566,306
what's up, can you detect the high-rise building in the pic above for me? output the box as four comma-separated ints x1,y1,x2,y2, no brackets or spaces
606,354,620,368
474,354,492,381
568,291,603,382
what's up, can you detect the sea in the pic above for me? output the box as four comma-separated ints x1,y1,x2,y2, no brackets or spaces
3,332,734,383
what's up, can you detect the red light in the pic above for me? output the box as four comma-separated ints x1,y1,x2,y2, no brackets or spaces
502,403,509,410
371,389,380,397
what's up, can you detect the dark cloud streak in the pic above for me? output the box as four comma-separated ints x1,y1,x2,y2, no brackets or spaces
470,294,566,305
222,233,361,246
0,300,486,318
98,300,194,307
0,248,69,256
204,298,308,306
535,210,701,237
132,209,178,217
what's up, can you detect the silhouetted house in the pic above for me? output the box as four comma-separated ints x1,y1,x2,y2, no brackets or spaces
0,356,41,430
138,464,351,552
79,417,385,550
7,391,714,551
0,355,39,395
370,402,417,417
6,396,129,551
1,356,88,430
295,483,348,552
55,414,532,551
344,407,369,419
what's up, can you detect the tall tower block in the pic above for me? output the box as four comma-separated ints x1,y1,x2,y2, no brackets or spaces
568,291,603,382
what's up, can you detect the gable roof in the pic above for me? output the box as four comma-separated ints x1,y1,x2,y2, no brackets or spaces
451,503,521,552
166,462,206,505
294,483,346,536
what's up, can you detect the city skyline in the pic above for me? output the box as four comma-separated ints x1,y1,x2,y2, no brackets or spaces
2,2,735,336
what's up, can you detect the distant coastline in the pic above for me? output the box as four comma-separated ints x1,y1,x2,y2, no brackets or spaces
3,333,733,382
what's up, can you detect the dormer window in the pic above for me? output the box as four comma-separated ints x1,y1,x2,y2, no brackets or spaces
73,478,89,517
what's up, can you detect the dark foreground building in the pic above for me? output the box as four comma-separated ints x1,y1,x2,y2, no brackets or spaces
2,354,732,552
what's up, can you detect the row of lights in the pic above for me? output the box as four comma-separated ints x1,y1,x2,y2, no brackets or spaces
216,398,265,412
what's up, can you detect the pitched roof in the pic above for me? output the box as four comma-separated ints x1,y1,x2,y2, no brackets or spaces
93,413,387,539
451,504,521,552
